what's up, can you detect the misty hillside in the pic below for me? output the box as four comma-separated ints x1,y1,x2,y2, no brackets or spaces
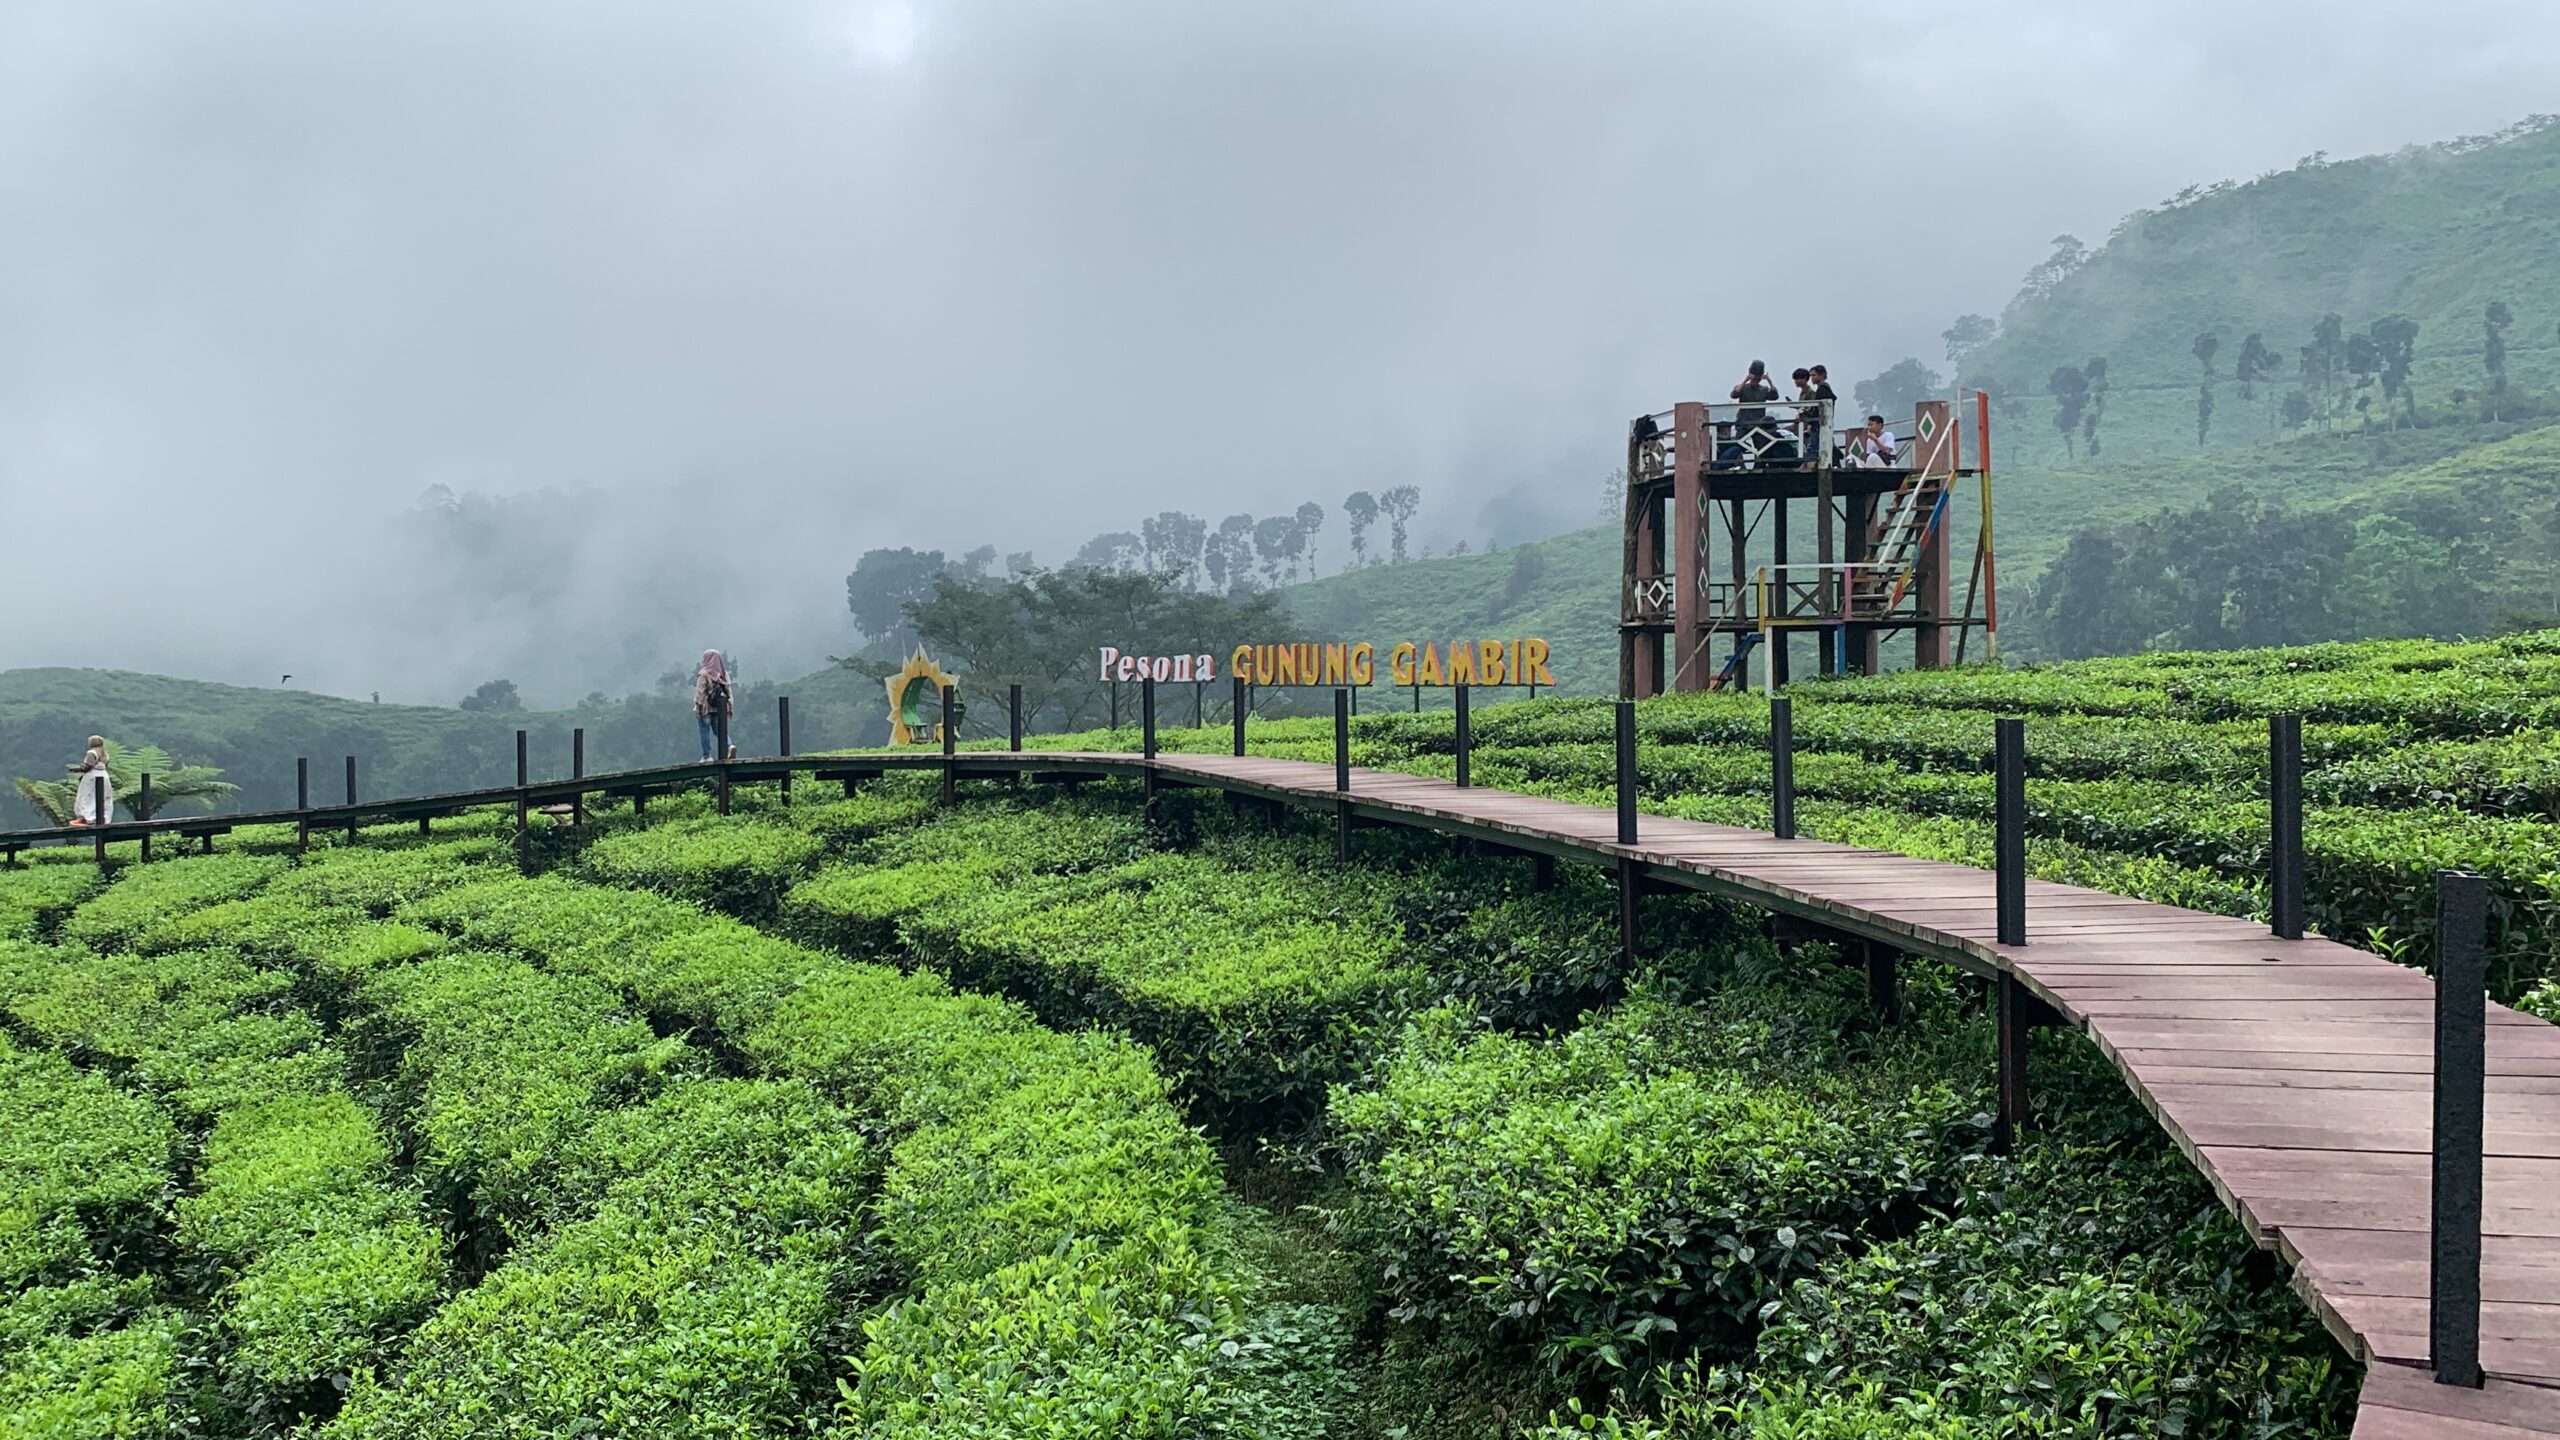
1291,120,2560,669
1954,116,2560,467
0,665,889,828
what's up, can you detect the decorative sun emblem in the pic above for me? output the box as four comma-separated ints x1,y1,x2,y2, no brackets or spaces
885,646,962,745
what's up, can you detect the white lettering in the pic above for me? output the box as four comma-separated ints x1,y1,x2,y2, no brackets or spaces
1097,646,1121,682
1172,654,1195,682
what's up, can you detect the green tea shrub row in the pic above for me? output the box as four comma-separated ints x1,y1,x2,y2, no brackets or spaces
0,1025,178,1290
581,815,828,919
1,939,447,1402
0,1028,190,1439
394,868,1323,1436
1530,1037,2357,1439
0,1275,191,1439
1377,735,2560,1001
902,847,1413,1119
329,1077,875,1440
58,851,288,951
0,861,103,939
1326,982,1988,1386
351,949,696,1240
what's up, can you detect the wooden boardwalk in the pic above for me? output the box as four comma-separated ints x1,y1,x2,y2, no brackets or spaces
1136,752,2560,1436
9,743,2558,1432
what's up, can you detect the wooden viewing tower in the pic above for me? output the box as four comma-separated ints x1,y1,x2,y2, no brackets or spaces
1619,392,1998,697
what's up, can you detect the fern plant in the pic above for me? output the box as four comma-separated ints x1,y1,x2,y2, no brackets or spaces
12,738,237,824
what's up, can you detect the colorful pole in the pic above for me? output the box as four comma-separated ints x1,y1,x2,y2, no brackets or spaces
1977,388,2000,662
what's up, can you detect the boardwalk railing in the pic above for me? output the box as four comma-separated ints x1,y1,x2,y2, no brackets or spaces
2,686,2540,1423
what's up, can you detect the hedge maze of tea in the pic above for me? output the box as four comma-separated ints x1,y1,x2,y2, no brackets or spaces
11,632,2560,1437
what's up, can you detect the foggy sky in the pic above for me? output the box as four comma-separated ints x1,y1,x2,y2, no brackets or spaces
4,0,2554,702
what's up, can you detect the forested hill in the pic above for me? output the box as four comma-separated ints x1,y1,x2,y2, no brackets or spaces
1289,117,2560,670
1947,116,2560,467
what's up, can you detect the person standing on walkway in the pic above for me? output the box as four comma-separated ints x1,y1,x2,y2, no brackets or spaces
692,650,735,761
68,735,114,827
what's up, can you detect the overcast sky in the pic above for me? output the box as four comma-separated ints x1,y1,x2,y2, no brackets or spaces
3,0,2553,695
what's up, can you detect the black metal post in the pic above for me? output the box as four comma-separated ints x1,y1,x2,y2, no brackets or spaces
1771,696,1797,840
1617,857,1641,963
94,774,111,865
715,707,731,816
1110,679,1120,732
296,757,310,855
137,773,151,863
1141,678,1159,825
2271,714,2305,940
2431,869,2487,1389
1009,684,1024,752
1334,688,1352,862
1194,679,1204,729
1995,717,2026,946
941,683,957,804
1454,685,1472,788
779,696,793,807
514,730,529,857
1994,974,2033,1152
1411,682,1420,715
572,728,586,828
344,755,359,843
1334,689,1350,792
1864,941,1902,1024
1614,700,1638,846
1231,677,1247,757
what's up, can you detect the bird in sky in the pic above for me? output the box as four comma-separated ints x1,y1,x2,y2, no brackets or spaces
280,674,293,685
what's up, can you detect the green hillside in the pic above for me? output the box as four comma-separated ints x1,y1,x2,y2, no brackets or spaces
1287,120,2560,678
0,666,889,828
1959,116,2560,468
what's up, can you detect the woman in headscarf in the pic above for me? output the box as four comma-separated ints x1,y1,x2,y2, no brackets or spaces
692,651,735,761
69,735,115,827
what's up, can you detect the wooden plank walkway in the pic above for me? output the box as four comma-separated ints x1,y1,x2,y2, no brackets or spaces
9,743,2557,1431
1139,751,2560,1434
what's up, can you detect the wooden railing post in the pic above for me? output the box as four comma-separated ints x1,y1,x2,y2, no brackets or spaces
1771,696,1796,840
137,774,151,863
1615,699,1638,846
1994,975,2033,1152
345,755,359,844
1334,688,1351,861
2432,869,2487,1390
1454,684,1472,788
715,707,732,816
296,757,310,855
1995,717,2026,946
572,728,586,828
2271,714,2305,940
1141,678,1160,825
940,683,957,805
779,696,793,807
514,730,530,863
1231,677,1247,757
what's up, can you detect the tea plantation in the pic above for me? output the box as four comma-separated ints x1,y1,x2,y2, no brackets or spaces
14,629,2557,1436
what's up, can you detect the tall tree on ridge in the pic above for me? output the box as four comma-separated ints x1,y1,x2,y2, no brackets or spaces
2369,314,2419,428
1294,501,1326,576
2048,364,2089,459
1378,485,1422,564
2193,332,2219,447
2081,357,2110,457
2483,302,2513,420
1342,490,1379,567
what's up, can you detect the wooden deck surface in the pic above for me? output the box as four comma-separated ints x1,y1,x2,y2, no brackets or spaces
1137,751,2560,1434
